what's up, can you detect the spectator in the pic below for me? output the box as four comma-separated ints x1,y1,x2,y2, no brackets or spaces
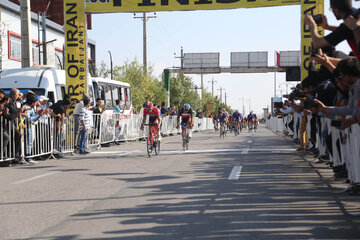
93,98,104,140
161,102,168,116
3,88,29,163
169,106,177,116
24,95,42,164
0,95,10,159
50,98,71,157
73,94,90,148
78,98,91,154
38,96,52,156
304,0,360,61
0,89,5,101
114,99,125,145
196,109,203,118
316,57,360,128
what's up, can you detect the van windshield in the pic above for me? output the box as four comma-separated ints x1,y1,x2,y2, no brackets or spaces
3,88,45,96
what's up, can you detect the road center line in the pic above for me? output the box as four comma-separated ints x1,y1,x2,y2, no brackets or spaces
228,166,243,180
12,172,58,185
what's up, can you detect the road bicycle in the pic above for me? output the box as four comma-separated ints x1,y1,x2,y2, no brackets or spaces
181,122,190,151
234,121,240,136
219,122,226,139
144,124,160,157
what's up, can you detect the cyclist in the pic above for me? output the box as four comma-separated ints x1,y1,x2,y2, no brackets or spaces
217,110,228,131
232,110,243,133
212,113,219,130
247,111,255,129
140,101,162,142
177,103,194,141
253,113,258,130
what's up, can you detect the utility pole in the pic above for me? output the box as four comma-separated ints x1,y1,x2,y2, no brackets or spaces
174,46,184,69
224,91,227,105
200,73,203,100
134,12,156,75
20,0,33,67
208,78,217,97
41,12,47,65
218,87,224,103
108,51,113,80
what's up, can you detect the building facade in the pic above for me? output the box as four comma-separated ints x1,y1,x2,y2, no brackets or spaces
0,0,95,70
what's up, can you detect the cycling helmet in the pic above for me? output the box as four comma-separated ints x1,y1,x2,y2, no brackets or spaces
235,109,239,113
184,103,190,111
145,101,153,109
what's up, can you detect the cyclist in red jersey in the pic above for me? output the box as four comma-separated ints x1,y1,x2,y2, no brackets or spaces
141,102,162,139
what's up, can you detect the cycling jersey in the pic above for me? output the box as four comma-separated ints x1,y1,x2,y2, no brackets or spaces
232,112,242,121
247,114,255,121
178,108,193,124
218,114,227,123
143,107,160,123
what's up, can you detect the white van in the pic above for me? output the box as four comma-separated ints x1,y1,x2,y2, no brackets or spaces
0,66,132,115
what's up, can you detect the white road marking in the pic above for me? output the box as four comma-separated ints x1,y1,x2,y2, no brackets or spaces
248,140,253,143
92,148,296,156
12,172,58,185
241,148,249,154
228,166,243,180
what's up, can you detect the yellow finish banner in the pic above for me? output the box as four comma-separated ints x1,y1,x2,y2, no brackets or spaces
301,0,324,81
85,0,300,13
65,0,87,113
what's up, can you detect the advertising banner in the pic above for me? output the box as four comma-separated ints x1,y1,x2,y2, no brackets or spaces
301,0,324,81
65,0,87,114
86,0,300,13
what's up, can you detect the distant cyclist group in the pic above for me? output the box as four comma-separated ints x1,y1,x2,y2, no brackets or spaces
140,101,258,156
212,109,258,135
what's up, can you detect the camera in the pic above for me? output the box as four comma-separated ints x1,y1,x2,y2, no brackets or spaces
304,99,319,109
273,102,283,108
289,89,305,101
312,14,322,25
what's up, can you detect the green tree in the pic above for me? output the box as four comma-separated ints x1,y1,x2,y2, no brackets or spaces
112,59,167,111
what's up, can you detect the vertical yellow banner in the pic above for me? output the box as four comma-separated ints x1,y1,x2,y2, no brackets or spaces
64,0,87,113
301,0,324,81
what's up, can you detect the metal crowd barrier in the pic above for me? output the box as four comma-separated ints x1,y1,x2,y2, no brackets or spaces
266,115,360,184
0,113,215,163
0,116,17,162
24,116,53,159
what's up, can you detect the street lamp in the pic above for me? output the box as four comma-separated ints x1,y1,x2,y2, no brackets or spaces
108,51,113,80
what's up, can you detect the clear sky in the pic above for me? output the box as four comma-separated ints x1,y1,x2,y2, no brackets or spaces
88,1,360,116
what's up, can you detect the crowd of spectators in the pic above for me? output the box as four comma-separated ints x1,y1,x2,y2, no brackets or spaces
274,0,360,194
0,89,129,166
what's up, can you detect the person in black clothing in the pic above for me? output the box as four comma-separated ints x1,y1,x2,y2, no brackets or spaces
304,0,360,60
50,99,71,154
3,89,30,162
0,95,10,159
93,98,104,140
160,102,168,116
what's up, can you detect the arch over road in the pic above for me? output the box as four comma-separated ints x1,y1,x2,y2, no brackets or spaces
64,0,324,102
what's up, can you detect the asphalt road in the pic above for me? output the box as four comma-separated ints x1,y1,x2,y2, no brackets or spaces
0,125,359,240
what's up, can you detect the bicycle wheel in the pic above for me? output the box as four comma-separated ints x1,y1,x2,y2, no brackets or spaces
235,125,238,136
146,135,152,157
